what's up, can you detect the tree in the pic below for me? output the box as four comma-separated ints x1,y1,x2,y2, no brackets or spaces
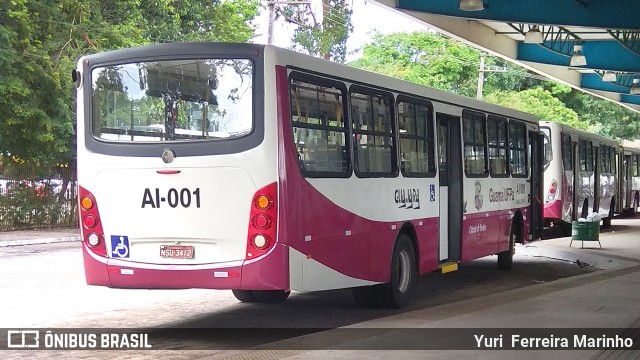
0,1,73,166
348,30,639,137
551,87,640,140
135,0,261,44
279,0,353,62
0,0,261,168
484,88,584,129
349,31,542,98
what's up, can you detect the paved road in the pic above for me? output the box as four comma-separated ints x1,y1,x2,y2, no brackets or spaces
0,241,595,329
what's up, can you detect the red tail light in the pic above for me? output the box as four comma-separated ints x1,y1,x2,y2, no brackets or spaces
546,180,558,203
79,186,107,257
246,183,277,259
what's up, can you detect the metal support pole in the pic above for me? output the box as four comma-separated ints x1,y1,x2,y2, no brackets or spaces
477,52,486,100
268,1,276,45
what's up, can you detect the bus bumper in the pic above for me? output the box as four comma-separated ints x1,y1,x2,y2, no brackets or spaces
82,243,289,290
543,200,563,221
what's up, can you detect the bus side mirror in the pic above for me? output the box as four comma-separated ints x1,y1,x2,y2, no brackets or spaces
544,143,553,163
72,69,82,89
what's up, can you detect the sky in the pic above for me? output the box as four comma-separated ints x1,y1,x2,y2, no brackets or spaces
252,0,427,61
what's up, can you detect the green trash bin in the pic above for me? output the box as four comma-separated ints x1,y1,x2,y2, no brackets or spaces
570,221,601,248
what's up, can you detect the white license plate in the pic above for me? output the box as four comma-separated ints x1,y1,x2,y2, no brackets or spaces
160,245,194,259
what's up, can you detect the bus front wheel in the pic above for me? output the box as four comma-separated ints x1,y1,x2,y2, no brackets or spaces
376,234,417,309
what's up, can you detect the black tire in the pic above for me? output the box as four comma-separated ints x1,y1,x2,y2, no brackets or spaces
352,286,380,307
602,203,614,228
560,221,573,237
232,289,256,302
497,223,517,270
252,290,290,303
376,235,417,309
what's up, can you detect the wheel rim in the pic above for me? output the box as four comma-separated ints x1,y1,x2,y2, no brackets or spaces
396,250,411,293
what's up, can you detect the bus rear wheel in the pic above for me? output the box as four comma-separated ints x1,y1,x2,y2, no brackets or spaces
252,290,290,303
376,235,417,309
232,290,256,302
232,289,290,303
497,224,517,270
602,201,614,228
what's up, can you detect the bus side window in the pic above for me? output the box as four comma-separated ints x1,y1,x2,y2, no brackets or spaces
488,115,508,177
289,75,349,177
562,133,573,171
509,121,527,177
463,111,487,177
350,87,397,177
397,97,435,177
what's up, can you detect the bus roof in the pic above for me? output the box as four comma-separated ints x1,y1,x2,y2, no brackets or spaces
266,44,540,125
540,120,620,146
79,42,540,126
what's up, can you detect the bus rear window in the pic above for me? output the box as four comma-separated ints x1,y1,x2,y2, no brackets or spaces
540,126,552,167
91,58,253,142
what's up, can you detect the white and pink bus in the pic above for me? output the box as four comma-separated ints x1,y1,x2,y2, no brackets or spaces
74,43,543,308
619,140,640,215
541,121,619,228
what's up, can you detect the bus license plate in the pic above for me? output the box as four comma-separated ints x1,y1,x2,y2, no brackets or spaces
160,245,194,259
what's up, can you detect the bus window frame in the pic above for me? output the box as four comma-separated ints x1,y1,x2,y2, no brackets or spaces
350,85,398,178
540,126,552,171
82,43,265,158
396,95,436,178
462,110,488,178
579,139,594,172
561,132,573,171
288,71,352,179
487,115,509,178
601,145,612,174
508,119,529,178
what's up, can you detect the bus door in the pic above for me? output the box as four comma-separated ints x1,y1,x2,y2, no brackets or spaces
571,139,579,220
437,113,462,262
593,145,601,213
623,154,632,209
615,150,623,213
528,130,544,241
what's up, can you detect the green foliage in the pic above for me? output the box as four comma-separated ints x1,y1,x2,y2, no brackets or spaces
552,88,640,140
0,161,77,230
280,0,353,62
0,180,67,229
349,31,477,96
348,31,640,136
0,0,260,168
348,31,543,98
484,88,583,129
0,2,73,166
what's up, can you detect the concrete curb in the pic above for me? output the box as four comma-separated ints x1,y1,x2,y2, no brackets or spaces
518,242,639,270
0,236,81,247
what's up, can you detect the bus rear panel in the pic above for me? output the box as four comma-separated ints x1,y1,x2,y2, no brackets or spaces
77,44,288,290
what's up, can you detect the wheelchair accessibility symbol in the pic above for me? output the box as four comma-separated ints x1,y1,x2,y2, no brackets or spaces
110,235,130,258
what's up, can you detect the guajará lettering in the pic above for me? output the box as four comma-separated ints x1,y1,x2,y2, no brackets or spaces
142,188,201,208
